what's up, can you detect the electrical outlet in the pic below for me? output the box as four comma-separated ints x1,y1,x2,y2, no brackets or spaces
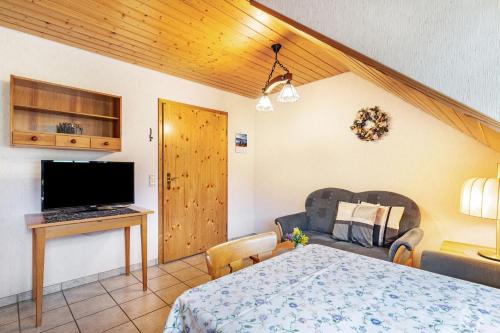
149,175,156,187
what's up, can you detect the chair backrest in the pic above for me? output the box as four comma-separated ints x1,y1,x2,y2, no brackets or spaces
305,188,420,236
421,251,500,288
206,232,277,279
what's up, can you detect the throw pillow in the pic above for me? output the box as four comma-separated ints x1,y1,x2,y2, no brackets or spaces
332,201,357,242
350,204,378,248
333,202,378,247
362,202,405,246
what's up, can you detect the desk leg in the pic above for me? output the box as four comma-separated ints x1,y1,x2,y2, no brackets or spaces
140,216,148,291
124,227,130,275
32,230,37,301
34,228,46,327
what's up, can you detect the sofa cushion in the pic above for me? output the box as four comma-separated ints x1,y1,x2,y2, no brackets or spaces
303,231,338,247
304,231,389,261
305,188,353,234
329,241,390,261
303,231,390,261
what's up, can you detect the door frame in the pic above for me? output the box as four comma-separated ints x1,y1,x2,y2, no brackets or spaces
157,98,228,263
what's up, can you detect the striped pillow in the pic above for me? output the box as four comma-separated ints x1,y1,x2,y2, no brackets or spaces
362,202,405,246
333,202,378,248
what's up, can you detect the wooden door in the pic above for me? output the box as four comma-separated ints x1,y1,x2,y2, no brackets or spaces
158,99,228,262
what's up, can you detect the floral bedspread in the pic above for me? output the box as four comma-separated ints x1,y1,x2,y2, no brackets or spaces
164,244,500,332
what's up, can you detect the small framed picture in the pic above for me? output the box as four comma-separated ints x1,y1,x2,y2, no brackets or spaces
235,133,248,153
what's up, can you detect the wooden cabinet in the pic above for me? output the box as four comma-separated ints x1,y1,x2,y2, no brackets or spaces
10,75,122,152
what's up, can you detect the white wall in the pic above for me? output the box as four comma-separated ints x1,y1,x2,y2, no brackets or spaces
255,73,500,260
258,0,500,121
0,27,255,299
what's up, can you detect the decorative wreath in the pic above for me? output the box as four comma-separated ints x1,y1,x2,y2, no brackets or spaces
350,106,389,141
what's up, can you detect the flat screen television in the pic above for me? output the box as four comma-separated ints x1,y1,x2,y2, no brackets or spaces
41,160,134,211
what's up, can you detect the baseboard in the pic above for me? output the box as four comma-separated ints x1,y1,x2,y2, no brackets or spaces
1,235,257,307
0,258,158,307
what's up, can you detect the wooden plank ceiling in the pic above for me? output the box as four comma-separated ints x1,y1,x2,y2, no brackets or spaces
0,0,499,152
0,0,348,97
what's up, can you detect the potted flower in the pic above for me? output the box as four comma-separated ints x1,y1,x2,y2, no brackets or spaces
286,227,309,248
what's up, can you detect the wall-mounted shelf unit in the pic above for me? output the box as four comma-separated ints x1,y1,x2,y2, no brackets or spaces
10,75,122,152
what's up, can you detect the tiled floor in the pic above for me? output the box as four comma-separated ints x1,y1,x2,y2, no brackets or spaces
0,254,209,333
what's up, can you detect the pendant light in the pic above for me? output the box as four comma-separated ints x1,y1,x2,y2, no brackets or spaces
256,43,300,111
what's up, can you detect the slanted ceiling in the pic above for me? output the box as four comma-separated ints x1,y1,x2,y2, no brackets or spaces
0,0,499,152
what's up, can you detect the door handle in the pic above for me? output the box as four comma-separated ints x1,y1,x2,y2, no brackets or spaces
166,172,178,190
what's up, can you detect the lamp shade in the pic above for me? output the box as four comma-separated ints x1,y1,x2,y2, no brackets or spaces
460,178,500,219
277,82,300,103
256,95,274,112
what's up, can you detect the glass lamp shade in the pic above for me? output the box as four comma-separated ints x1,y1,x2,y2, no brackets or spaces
256,94,274,112
277,82,300,103
460,177,500,219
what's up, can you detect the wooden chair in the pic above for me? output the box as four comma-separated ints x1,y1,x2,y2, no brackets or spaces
205,232,277,279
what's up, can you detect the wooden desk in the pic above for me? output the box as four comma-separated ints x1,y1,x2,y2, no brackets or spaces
25,206,153,327
440,240,500,264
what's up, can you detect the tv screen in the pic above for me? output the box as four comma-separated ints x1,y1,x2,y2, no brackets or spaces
41,160,134,211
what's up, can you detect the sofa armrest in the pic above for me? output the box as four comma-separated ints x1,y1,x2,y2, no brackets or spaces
389,227,424,262
275,212,308,241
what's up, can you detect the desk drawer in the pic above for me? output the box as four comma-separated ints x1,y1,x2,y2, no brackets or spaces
56,135,91,148
45,216,142,239
13,131,55,146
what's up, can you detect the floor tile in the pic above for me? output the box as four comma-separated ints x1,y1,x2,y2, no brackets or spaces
184,274,211,288
103,322,139,333
43,322,79,333
158,261,190,274
109,283,151,304
155,283,190,305
18,292,66,320
70,293,116,319
119,294,166,319
148,274,180,292
181,253,205,266
101,274,139,292
193,262,208,273
63,282,106,304
20,306,73,333
0,321,19,333
0,304,18,326
133,306,170,333
170,267,205,282
131,267,165,282
76,306,129,333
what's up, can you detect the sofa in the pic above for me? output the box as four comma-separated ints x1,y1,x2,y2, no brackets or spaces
421,251,500,288
275,188,423,264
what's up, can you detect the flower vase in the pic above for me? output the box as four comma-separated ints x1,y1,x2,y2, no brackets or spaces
295,243,303,249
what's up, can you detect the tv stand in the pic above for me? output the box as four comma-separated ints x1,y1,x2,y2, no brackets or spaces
26,205,153,327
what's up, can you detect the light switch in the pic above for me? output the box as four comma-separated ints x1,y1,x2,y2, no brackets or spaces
149,175,156,187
